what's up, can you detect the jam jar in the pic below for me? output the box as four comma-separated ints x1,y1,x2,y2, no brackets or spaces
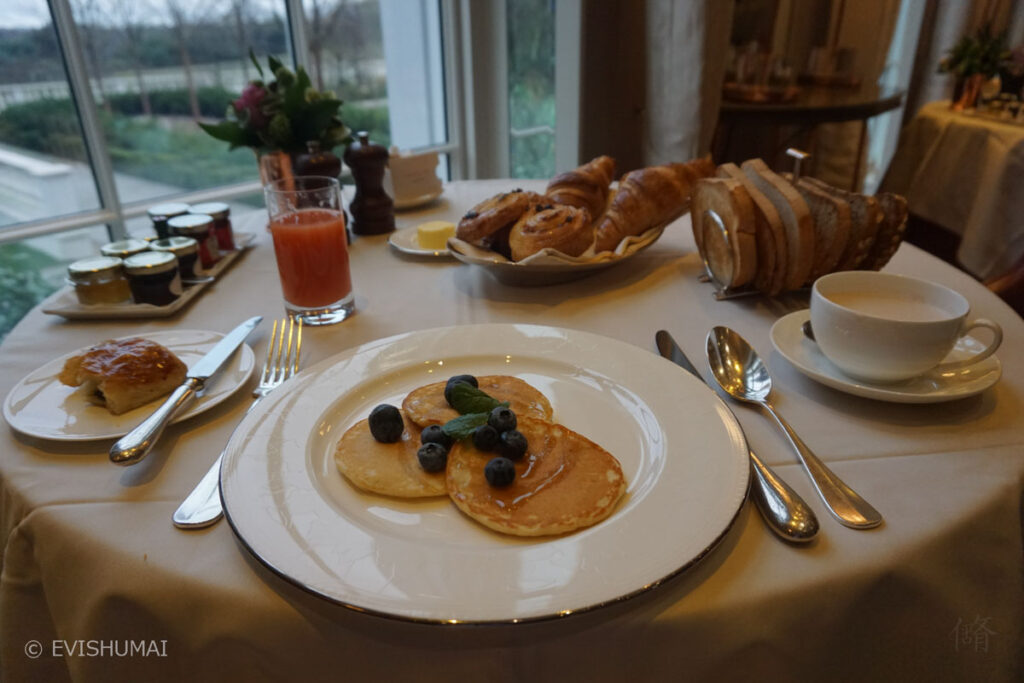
100,238,150,259
168,214,220,269
147,202,190,239
66,256,132,305
189,201,235,251
150,236,204,282
123,251,182,306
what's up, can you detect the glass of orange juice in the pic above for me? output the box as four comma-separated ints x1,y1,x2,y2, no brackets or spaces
264,176,354,325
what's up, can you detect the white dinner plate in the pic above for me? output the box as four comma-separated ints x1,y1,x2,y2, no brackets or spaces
770,310,1002,403
220,323,749,623
387,224,452,257
3,329,256,441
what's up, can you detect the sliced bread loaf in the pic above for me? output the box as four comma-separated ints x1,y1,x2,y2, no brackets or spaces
863,192,908,270
717,163,786,295
792,177,851,281
740,159,815,290
799,176,881,270
692,177,757,288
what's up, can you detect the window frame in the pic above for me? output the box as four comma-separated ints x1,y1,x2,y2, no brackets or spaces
2,0,584,246
2,0,463,245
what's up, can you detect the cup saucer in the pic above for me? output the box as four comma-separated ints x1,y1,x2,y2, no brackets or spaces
769,310,1002,403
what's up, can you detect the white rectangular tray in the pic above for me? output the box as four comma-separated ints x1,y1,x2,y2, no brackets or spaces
41,232,256,320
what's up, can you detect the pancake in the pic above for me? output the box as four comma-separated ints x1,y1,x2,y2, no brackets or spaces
402,375,553,428
335,412,447,498
446,417,626,536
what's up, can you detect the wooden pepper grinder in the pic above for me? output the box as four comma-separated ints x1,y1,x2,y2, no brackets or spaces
344,131,394,235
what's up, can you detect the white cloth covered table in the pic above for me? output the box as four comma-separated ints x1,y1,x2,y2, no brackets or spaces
1,180,1022,682
882,100,1024,280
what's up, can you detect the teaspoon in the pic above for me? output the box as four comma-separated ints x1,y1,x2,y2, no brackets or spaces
705,326,883,529
656,330,818,542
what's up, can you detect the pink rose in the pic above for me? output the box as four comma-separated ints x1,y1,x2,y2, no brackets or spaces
233,83,268,128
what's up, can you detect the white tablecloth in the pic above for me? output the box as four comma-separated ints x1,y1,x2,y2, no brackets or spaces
882,100,1024,280
1,180,1022,682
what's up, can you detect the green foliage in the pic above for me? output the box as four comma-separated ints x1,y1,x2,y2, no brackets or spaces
342,104,390,147
506,0,555,179
938,24,1010,78
0,98,87,162
105,87,238,118
0,243,61,342
200,54,349,155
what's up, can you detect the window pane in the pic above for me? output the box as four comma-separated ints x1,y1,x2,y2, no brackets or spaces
507,0,555,179
304,0,447,154
0,226,110,340
67,0,291,204
0,1,102,228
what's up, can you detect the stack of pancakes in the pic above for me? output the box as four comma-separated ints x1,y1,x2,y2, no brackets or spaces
335,375,627,537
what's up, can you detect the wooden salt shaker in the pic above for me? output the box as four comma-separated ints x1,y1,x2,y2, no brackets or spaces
343,132,394,235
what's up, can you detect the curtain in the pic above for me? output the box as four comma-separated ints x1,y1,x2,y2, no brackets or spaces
643,0,734,165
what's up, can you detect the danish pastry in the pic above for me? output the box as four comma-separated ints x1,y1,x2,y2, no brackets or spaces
455,189,541,248
509,203,593,261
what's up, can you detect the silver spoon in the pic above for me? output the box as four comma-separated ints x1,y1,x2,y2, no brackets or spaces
705,326,883,529
656,330,818,542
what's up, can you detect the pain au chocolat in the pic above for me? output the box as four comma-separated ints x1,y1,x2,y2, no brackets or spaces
58,337,187,415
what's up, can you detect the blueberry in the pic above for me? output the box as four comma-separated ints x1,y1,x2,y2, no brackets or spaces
444,374,479,406
484,457,516,487
495,429,528,460
487,406,517,433
417,442,448,473
368,404,403,443
472,424,499,451
420,424,453,449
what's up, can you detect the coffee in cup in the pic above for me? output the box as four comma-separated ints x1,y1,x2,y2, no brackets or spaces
809,271,1002,382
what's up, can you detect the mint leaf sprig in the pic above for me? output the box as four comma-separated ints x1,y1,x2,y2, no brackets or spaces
449,383,507,415
441,383,508,441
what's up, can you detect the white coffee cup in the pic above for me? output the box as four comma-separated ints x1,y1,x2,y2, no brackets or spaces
810,271,1002,382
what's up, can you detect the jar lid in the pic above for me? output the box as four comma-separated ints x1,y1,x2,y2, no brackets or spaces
189,202,230,219
100,238,150,258
67,256,123,283
150,236,198,255
168,214,213,235
124,251,178,276
147,202,190,219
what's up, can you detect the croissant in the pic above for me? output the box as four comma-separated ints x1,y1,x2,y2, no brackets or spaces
593,157,715,253
509,203,593,261
545,156,616,221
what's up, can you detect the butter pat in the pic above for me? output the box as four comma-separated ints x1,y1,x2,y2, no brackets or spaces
416,221,455,250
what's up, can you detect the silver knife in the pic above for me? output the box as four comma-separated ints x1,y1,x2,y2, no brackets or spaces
655,330,819,542
109,316,262,466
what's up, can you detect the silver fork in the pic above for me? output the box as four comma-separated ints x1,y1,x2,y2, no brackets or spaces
172,317,303,529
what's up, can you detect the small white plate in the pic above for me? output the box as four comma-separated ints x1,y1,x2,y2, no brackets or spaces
221,323,749,623
3,329,256,441
387,225,452,257
393,189,444,211
770,310,1002,403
